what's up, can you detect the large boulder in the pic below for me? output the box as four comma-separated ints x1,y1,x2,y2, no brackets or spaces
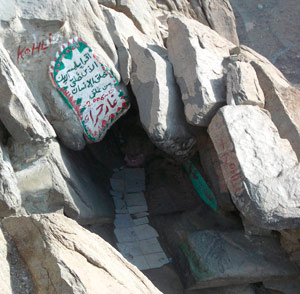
167,16,235,126
129,37,196,158
201,0,239,45
10,140,113,225
0,0,122,150
208,105,300,230
240,45,300,161
3,213,162,294
181,230,298,289
0,43,55,143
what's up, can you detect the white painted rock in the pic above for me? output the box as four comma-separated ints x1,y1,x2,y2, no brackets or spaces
226,61,265,107
240,45,300,161
167,16,235,126
208,105,300,230
3,213,162,294
0,0,121,150
129,37,196,158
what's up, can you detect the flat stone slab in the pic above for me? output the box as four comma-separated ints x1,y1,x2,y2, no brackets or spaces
128,205,148,214
114,214,134,228
133,217,149,226
181,230,299,290
124,168,145,192
124,192,147,207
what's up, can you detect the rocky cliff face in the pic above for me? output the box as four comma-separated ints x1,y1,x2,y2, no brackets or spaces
0,0,299,293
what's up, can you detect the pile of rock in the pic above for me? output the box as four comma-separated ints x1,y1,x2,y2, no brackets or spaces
110,168,169,270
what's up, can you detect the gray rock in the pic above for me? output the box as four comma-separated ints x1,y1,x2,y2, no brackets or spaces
167,16,234,126
129,37,196,158
11,140,113,225
3,213,162,294
113,0,163,45
240,45,300,161
0,223,35,294
202,0,239,45
264,277,300,294
181,230,298,289
0,43,56,143
208,105,300,230
0,144,21,217
226,61,265,107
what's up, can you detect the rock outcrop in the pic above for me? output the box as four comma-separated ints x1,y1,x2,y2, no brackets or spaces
167,16,234,126
208,105,300,230
3,213,162,294
0,0,299,292
129,37,196,158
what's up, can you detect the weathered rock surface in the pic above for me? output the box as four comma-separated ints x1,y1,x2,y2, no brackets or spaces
0,44,55,143
230,0,300,85
129,37,196,158
150,0,239,46
226,60,264,107
112,0,162,45
0,224,35,294
0,143,21,217
240,45,300,161
10,140,113,225
3,213,162,294
201,0,239,45
196,284,255,294
181,230,298,289
208,105,300,230
167,16,234,126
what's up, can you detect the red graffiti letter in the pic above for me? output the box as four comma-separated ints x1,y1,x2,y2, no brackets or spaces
17,46,25,62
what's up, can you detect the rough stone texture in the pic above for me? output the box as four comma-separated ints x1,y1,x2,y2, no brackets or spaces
181,230,298,290
230,0,300,86
10,140,113,225
0,223,35,294
113,0,163,45
199,138,235,212
201,0,239,45
208,105,300,230
226,61,264,107
167,16,234,126
0,43,55,143
0,143,21,217
3,213,162,294
102,6,153,85
129,37,196,158
0,0,120,150
239,45,300,161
